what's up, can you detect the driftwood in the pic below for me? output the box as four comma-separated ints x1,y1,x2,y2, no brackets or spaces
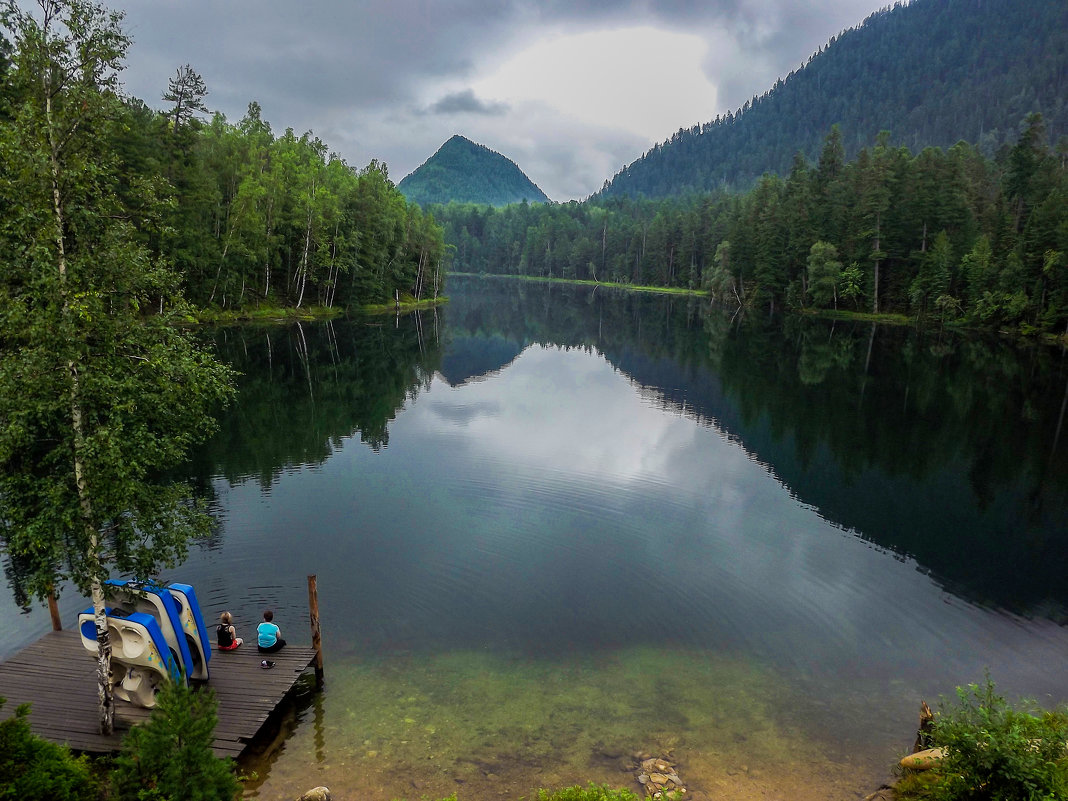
913,700,934,752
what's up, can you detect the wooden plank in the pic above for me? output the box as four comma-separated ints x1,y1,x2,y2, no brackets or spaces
0,630,317,757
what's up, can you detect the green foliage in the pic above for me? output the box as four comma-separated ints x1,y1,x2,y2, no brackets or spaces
537,784,641,801
909,232,954,315
413,786,638,801
0,16,446,316
0,0,236,602
807,240,843,308
0,698,100,801
111,681,239,801
599,0,1067,198
399,135,550,207
930,678,1068,801
434,117,1068,333
154,109,445,311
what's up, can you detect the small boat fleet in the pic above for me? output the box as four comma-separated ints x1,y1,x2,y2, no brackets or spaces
78,579,212,708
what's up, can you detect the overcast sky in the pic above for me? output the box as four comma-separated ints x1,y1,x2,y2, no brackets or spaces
117,1,890,201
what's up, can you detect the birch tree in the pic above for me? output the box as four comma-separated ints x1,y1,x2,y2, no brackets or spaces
0,0,233,734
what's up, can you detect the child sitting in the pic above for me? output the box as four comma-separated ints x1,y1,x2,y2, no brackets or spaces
217,611,243,651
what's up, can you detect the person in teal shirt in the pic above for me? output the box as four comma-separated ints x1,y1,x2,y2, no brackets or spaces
257,609,287,653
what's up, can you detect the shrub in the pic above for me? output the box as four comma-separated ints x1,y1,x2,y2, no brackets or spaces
931,677,1068,801
0,697,99,801
110,680,239,801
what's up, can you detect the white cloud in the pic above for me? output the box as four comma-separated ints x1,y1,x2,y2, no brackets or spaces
470,27,719,141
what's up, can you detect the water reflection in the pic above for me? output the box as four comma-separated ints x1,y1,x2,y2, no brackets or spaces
439,278,1068,616
3,277,1067,801
195,314,444,482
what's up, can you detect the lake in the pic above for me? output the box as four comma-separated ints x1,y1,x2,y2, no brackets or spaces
3,276,1068,800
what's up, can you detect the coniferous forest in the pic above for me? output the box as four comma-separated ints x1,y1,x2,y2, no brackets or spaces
599,0,1068,198
434,117,1068,333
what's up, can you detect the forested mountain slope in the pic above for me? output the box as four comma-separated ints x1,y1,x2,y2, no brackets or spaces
399,135,550,207
434,112,1068,331
599,0,1068,199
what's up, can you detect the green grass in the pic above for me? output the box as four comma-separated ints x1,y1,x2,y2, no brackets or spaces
450,273,707,297
796,307,912,325
360,296,450,314
392,785,641,801
191,304,343,324
190,296,447,324
537,784,643,801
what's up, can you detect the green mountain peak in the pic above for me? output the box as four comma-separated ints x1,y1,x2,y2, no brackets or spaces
399,136,550,207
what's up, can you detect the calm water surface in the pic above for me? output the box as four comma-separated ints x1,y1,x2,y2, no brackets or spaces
3,277,1068,800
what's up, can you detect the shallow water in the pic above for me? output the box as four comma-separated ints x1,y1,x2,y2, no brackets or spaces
3,278,1068,800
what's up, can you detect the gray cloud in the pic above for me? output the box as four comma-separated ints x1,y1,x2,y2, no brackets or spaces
115,0,889,200
426,89,509,116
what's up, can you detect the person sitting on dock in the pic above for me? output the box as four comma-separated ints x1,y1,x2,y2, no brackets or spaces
257,609,287,653
217,611,243,651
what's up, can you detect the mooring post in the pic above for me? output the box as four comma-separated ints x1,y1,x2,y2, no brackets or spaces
307,574,324,688
47,586,62,631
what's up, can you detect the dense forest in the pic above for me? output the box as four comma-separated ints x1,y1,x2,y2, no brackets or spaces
600,0,1068,198
434,118,1068,332
399,135,550,207
0,51,447,313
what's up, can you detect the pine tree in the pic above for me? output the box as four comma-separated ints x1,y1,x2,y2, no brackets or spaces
110,682,239,801
163,64,208,132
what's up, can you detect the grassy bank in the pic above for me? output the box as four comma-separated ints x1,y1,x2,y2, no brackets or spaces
190,297,447,324
361,296,450,314
454,274,1068,344
449,273,707,298
796,307,913,326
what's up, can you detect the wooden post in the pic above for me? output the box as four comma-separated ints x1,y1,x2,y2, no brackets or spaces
307,574,324,688
47,589,62,631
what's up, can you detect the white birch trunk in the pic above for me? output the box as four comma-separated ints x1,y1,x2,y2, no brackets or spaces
44,47,113,735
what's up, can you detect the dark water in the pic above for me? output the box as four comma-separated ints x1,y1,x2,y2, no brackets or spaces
4,276,1068,800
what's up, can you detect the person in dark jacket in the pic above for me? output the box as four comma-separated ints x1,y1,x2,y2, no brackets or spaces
217,611,243,651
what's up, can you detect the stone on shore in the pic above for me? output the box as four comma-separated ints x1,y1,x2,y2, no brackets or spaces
899,747,946,771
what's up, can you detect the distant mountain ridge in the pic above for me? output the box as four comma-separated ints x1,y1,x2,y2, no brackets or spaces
599,0,1068,199
399,135,550,207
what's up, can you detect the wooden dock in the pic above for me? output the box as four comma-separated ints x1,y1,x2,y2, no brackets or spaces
0,630,317,757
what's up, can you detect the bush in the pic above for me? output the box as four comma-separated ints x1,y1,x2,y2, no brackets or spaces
931,677,1068,801
110,680,239,801
0,697,99,801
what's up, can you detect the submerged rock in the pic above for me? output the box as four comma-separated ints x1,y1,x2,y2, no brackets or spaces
634,754,686,798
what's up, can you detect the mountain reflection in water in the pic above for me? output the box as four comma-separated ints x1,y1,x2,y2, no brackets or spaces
2,276,1066,801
